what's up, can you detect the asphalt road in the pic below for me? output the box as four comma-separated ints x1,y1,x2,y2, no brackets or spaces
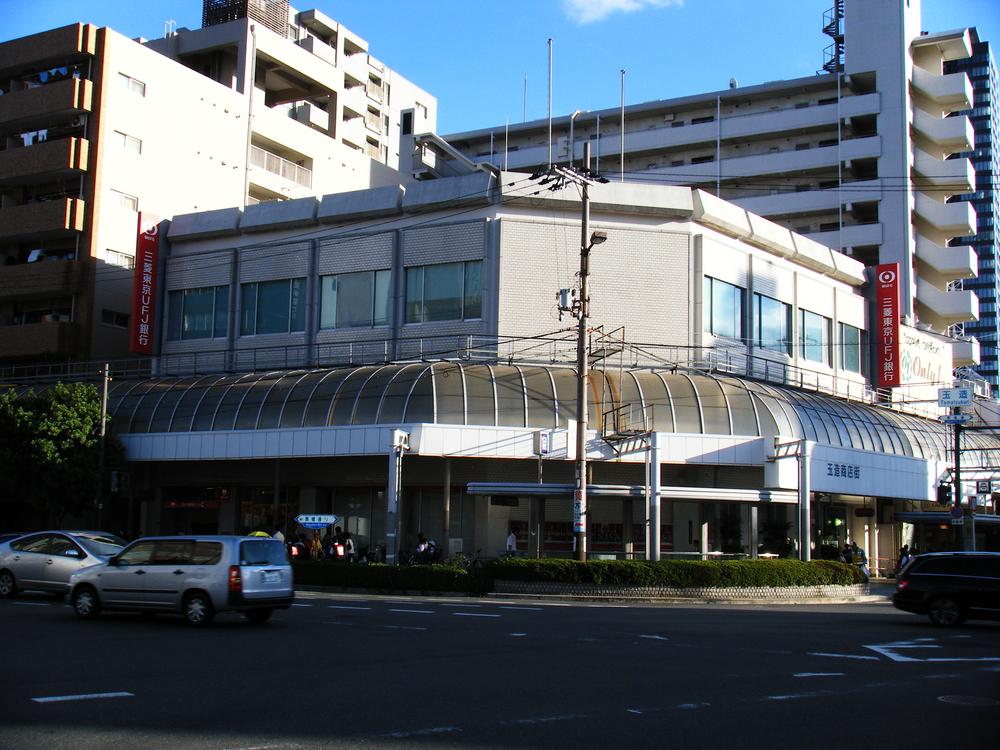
1,591,998,750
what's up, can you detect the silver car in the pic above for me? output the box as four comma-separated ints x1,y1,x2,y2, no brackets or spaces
0,531,123,597
68,535,293,626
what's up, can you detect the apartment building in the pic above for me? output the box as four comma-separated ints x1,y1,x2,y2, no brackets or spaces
947,32,1000,387
440,0,983,381
0,0,435,367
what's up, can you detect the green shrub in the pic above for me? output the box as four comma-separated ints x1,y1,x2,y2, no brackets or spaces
292,561,482,593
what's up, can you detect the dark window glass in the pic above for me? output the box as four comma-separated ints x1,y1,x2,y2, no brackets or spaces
192,542,223,564
151,540,192,564
240,539,287,565
48,536,80,556
117,541,157,565
11,534,50,553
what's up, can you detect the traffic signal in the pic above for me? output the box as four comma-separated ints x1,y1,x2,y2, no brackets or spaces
936,484,953,505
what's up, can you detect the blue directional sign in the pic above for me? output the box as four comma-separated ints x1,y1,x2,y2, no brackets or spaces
295,514,339,529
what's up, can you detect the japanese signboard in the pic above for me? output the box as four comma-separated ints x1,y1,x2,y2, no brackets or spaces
129,213,160,354
875,263,901,388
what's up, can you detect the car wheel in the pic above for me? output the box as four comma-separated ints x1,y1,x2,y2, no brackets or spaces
928,596,965,626
245,608,272,624
72,586,101,619
0,570,16,598
183,592,215,627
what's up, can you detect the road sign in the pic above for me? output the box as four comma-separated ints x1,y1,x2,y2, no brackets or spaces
295,514,339,529
977,480,992,495
940,413,971,425
938,387,973,407
950,506,963,519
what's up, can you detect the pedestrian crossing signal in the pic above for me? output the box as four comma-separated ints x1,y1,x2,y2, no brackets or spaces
936,484,952,505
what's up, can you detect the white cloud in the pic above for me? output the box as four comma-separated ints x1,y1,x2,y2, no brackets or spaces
562,0,684,25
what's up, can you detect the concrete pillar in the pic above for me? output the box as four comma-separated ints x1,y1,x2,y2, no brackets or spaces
622,498,634,559
700,519,709,558
749,504,759,559
798,440,813,561
473,495,490,558
649,432,661,561
442,459,451,556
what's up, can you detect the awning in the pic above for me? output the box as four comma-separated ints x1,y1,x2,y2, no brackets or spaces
896,512,1000,525
466,482,798,504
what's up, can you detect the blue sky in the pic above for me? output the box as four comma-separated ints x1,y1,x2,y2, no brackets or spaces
2,0,998,134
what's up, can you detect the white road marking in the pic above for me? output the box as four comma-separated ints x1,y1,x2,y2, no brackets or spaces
808,652,879,661
676,703,711,709
222,744,302,750
626,709,642,714
306,620,352,626
327,605,371,611
766,690,833,702
452,612,500,618
794,673,845,678
501,714,587,726
441,603,481,608
383,625,428,631
500,606,543,611
639,635,669,641
509,633,528,637
13,602,51,607
381,726,460,739
864,640,943,663
32,691,134,704
926,657,1000,663
389,608,433,614
291,603,313,607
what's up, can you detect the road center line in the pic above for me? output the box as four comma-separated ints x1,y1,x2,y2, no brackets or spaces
794,673,846,678
808,652,879,661
291,603,313,607
32,691,134,704
327,605,371,611
510,632,528,637
441,603,481,608
452,612,500,618
383,625,428,631
639,635,669,641
13,601,51,606
389,608,433,614
500,606,543,611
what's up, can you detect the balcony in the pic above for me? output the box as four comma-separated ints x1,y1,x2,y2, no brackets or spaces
950,337,980,368
912,110,973,151
296,35,337,66
915,236,977,281
913,193,975,236
0,321,82,360
0,197,85,243
292,101,330,132
0,23,96,78
0,258,88,302
0,78,92,136
913,149,974,193
915,278,978,328
249,145,312,189
0,137,88,186
910,66,972,110
342,82,367,118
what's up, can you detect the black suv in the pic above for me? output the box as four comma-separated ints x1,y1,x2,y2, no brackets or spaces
893,552,1000,626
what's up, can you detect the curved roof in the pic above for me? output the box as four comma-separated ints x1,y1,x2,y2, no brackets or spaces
85,363,1000,462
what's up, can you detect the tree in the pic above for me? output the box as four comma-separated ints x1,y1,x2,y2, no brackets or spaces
0,383,121,528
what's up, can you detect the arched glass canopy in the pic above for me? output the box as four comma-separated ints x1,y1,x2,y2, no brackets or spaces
17,364,1000,462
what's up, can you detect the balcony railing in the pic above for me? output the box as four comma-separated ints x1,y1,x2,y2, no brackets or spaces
249,145,312,188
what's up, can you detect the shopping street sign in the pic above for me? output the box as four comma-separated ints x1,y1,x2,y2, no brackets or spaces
295,514,339,529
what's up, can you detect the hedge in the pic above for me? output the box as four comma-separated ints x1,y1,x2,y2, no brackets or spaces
292,561,481,592
482,557,865,587
292,557,864,593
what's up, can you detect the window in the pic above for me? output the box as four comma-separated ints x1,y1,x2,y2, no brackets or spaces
240,278,306,335
118,72,146,96
103,248,134,269
754,293,791,354
401,111,413,135
101,309,130,329
113,130,142,154
116,541,156,565
800,309,832,365
320,269,391,329
405,260,482,323
110,189,138,211
168,286,229,340
839,322,863,373
703,276,745,340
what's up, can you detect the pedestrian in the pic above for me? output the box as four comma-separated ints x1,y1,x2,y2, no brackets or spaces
851,541,869,577
344,531,356,563
506,528,517,555
897,544,910,573
415,533,429,563
309,531,324,560
841,543,852,565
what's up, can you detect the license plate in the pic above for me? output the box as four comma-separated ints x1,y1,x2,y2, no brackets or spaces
262,571,281,583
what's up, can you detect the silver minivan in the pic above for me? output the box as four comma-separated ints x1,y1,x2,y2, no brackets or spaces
68,535,293,626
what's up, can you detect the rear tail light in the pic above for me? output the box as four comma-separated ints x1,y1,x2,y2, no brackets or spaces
228,565,242,594
896,579,909,591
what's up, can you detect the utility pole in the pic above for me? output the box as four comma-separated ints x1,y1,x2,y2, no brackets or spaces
547,143,609,562
96,363,110,529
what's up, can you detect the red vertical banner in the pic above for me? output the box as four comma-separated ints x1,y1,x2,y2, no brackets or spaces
875,263,901,388
129,213,160,354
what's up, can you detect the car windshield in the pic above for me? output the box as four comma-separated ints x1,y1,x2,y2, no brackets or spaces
74,536,124,557
240,539,287,566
